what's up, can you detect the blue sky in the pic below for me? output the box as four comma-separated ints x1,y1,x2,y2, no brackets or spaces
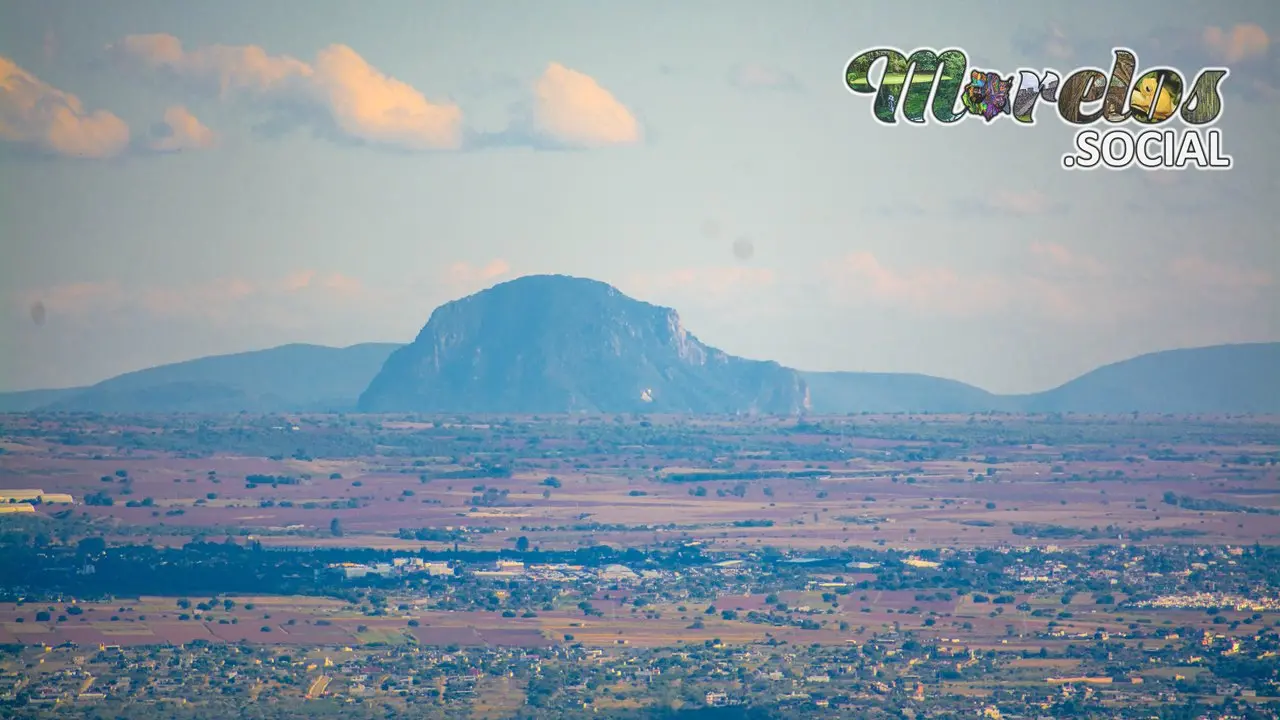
2,0,1278,394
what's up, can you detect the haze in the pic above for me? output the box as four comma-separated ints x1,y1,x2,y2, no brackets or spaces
2,0,1278,395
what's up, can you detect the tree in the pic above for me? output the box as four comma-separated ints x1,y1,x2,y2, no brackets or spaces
330,518,343,537
77,537,106,556
516,536,530,552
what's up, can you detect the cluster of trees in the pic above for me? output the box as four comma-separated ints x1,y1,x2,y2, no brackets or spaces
245,474,301,487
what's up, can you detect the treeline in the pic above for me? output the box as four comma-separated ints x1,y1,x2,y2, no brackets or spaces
417,463,513,481
1162,492,1280,516
245,474,300,486
1011,524,1206,540
660,469,831,483
0,541,714,601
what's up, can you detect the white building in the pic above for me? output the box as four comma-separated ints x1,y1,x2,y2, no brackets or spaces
598,564,639,581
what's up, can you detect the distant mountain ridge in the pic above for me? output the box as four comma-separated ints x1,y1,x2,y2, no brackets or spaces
1012,342,1280,414
1,275,1276,414
1,343,400,413
800,372,1015,414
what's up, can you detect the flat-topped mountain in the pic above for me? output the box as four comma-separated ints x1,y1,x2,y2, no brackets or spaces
356,275,810,414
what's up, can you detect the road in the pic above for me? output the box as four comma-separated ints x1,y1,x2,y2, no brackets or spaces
306,675,331,699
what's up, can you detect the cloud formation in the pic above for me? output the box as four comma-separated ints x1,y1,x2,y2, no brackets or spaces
1012,22,1279,99
108,34,464,150
1203,24,1270,64
529,62,642,148
148,105,216,152
823,242,1269,325
23,263,518,319
14,262,531,358
0,55,130,159
1169,254,1272,291
1029,241,1107,277
829,252,1007,318
629,266,775,297
445,259,512,287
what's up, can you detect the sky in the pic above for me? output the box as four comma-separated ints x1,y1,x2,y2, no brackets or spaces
2,0,1278,395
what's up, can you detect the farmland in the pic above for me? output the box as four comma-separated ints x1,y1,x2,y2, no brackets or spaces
2,412,1277,551
1,412,1279,718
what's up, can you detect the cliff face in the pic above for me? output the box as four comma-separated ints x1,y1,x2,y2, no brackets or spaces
357,274,809,414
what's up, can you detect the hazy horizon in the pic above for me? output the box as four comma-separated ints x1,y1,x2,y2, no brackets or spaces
4,0,1278,395
5,270,1276,397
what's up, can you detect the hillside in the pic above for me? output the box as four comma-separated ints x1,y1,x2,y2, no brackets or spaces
357,275,810,414
0,388,83,413
34,343,399,413
2,276,1276,415
1015,342,1280,414
801,371,1014,414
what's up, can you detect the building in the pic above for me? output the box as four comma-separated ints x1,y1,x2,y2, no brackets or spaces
422,562,452,576
330,563,395,579
473,570,521,579
598,564,639,581
0,489,45,503
38,493,74,504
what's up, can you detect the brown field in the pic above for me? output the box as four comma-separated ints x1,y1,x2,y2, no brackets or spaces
2,413,1278,553
3,590,1272,653
2,412,1278,657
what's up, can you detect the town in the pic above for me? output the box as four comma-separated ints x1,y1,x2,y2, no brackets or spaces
2,411,1279,718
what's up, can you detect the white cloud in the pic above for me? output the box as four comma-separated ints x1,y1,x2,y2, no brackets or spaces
1203,24,1270,64
148,105,216,152
0,54,130,159
823,243,1272,325
622,266,776,308
446,259,512,288
109,34,464,150
529,62,641,148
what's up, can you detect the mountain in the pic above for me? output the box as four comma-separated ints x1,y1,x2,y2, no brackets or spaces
2,274,1276,416
801,371,1014,414
357,275,810,414
26,343,399,413
1015,342,1280,414
0,388,83,412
